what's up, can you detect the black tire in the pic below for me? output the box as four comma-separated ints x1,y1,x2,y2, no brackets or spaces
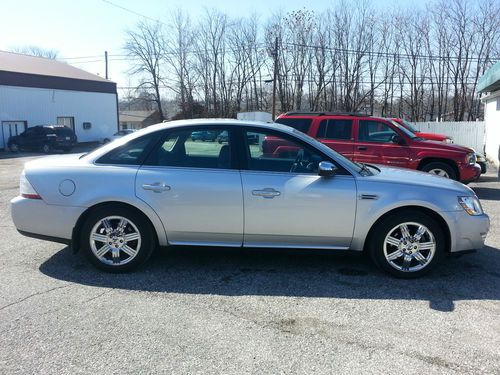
42,143,51,154
80,205,156,272
9,143,19,152
479,162,487,174
368,210,445,278
420,162,457,180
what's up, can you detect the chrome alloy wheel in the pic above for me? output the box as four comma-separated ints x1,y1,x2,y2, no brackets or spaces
89,216,142,266
383,222,436,272
428,168,449,178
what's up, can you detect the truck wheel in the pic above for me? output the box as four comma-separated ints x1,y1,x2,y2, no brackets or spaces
421,162,457,180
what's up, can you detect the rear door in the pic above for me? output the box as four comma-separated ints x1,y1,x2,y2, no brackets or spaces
135,126,244,246
354,120,410,167
315,118,355,160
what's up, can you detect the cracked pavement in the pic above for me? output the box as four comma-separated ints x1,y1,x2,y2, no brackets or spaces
0,152,499,374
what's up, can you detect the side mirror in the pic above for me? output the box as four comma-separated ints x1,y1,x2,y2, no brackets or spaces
318,161,337,177
391,134,405,145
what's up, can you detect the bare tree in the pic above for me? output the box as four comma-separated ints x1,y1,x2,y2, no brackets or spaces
124,21,167,120
11,45,58,59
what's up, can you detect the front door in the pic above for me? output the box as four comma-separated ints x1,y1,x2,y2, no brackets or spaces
135,126,244,246
353,120,410,167
240,128,357,249
1,121,27,149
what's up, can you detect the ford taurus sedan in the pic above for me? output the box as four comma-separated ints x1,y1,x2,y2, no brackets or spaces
11,120,490,278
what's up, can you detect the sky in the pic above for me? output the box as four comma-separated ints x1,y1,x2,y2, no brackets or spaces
0,0,423,96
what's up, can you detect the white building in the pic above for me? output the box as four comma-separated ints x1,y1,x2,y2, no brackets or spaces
0,51,118,149
478,61,500,168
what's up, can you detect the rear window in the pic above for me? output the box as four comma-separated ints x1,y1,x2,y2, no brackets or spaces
274,118,312,134
96,133,157,165
46,127,74,136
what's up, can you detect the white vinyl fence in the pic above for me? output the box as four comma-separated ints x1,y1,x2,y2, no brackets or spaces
411,121,486,153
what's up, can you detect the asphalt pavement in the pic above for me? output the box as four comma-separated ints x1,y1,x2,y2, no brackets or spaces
0,151,499,374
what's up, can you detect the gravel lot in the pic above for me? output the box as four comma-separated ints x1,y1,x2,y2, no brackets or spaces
0,151,499,374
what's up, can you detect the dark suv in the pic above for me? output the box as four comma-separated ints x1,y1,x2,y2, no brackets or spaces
274,112,480,183
8,125,77,153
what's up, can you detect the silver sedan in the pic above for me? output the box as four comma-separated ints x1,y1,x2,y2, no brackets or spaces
11,120,490,278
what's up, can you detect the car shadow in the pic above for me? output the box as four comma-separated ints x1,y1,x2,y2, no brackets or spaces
477,175,499,183
39,245,500,312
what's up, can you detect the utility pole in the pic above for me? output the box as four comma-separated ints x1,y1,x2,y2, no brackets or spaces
271,37,278,121
105,51,108,80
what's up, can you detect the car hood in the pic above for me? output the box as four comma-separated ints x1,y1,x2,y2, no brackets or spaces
412,139,473,153
365,164,473,194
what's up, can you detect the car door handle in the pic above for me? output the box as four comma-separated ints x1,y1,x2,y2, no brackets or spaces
357,146,368,150
252,188,281,199
142,182,171,193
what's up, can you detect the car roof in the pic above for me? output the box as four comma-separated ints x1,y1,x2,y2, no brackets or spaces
277,112,390,122
142,119,289,134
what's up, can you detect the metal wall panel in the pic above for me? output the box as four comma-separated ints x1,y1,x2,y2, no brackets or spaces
0,85,118,143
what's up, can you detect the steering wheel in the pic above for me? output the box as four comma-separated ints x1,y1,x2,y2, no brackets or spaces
290,149,304,173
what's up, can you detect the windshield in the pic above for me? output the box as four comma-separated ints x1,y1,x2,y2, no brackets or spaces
390,120,418,139
399,119,418,133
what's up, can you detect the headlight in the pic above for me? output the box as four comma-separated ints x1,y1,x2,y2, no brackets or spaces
458,196,483,216
466,153,476,165
445,138,453,143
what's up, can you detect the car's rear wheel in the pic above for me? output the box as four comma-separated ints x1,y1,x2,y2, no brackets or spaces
369,210,445,278
421,162,457,180
80,206,155,272
9,143,19,152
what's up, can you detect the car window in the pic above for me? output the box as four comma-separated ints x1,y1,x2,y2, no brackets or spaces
96,133,158,165
53,127,74,136
144,128,232,169
317,119,352,140
245,130,324,174
274,118,312,134
358,120,397,143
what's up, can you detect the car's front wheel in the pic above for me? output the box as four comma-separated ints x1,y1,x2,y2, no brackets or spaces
421,162,457,180
80,205,155,272
369,210,445,278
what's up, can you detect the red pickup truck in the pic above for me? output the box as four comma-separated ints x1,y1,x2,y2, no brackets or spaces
273,112,480,183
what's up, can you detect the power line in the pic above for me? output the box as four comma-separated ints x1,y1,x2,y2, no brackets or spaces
101,0,167,25
283,42,499,63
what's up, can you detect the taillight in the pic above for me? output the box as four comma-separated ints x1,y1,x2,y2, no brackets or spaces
20,172,42,200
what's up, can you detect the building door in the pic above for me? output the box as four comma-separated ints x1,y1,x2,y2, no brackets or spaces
57,117,75,131
1,121,27,150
